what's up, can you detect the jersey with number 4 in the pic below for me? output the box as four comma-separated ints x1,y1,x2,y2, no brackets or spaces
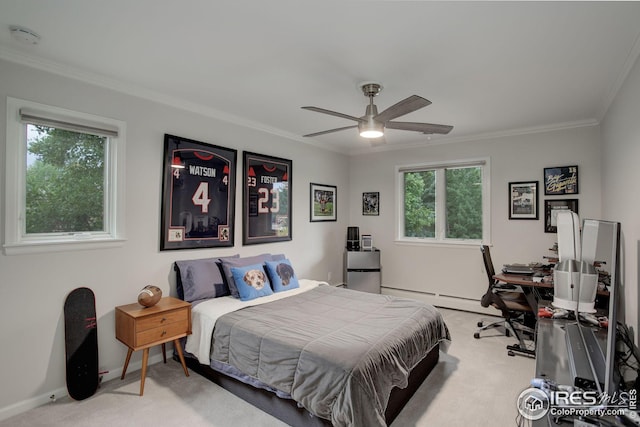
171,149,230,239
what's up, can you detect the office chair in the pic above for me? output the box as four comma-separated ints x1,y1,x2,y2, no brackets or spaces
475,245,535,357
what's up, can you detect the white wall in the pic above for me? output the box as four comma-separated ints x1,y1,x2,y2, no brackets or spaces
347,126,602,311
600,54,640,340
0,58,349,417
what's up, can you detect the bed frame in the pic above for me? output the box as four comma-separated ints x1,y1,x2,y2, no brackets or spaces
179,343,440,426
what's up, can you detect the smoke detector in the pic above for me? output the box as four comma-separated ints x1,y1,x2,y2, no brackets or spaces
10,26,41,45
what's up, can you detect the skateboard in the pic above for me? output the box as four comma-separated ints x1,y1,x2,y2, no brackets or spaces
64,287,99,400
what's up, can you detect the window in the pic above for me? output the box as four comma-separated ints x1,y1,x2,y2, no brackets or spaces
396,159,490,244
4,97,126,254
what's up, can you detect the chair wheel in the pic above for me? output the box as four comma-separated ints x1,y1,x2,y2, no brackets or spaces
505,329,511,337
508,350,515,357
477,321,483,327
474,332,480,339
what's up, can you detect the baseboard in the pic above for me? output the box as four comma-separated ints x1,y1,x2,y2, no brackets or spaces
381,286,498,316
0,350,169,422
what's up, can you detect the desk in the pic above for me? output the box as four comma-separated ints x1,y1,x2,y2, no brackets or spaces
493,273,551,315
493,273,610,315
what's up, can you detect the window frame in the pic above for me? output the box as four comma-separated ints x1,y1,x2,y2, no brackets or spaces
4,97,126,255
395,158,491,246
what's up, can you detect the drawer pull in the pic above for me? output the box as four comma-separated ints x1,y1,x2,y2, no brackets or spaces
161,330,167,337
161,317,167,323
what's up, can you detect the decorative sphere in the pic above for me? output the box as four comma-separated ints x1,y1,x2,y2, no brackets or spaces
137,285,162,307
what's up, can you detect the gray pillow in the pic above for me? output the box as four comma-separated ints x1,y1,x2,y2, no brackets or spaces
220,254,276,298
176,255,239,302
272,253,286,261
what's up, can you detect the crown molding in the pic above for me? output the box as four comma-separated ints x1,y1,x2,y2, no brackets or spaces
0,46,346,154
348,118,600,156
1,46,601,158
596,29,640,121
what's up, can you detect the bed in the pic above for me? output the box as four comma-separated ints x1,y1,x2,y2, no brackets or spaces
174,254,450,426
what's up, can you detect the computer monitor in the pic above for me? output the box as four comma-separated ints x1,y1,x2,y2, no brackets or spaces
579,219,621,396
555,214,621,396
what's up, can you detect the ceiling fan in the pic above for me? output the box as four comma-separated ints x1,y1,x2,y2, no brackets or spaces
301,82,453,140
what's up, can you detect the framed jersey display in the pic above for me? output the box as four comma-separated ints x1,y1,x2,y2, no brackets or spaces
242,152,292,245
160,134,237,250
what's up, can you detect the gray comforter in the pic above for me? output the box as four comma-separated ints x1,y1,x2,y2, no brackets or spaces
211,285,450,426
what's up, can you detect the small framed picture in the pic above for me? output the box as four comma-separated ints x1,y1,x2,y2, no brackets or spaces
362,192,379,216
544,165,578,195
310,183,337,222
545,199,579,233
509,181,539,220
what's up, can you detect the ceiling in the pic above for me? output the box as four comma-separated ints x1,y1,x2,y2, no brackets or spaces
1,1,640,155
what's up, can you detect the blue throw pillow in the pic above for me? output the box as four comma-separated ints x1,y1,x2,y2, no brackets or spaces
220,254,276,298
265,259,299,292
230,263,274,301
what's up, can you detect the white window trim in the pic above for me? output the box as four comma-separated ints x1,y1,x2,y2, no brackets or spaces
4,97,127,255
394,157,491,246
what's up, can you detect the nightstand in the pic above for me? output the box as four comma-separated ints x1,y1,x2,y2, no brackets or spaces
115,297,191,396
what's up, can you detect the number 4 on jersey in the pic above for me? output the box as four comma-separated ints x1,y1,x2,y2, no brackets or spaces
192,182,211,213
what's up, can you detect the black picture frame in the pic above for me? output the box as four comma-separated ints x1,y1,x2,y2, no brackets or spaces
363,192,379,216
509,181,539,220
544,165,579,195
310,183,337,222
160,134,237,251
242,151,292,245
545,199,579,233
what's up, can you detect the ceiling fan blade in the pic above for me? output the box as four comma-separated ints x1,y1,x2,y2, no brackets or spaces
303,125,358,137
386,121,453,135
374,95,432,123
301,106,364,123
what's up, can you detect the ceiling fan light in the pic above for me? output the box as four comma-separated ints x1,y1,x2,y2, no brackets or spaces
359,121,384,139
360,129,384,138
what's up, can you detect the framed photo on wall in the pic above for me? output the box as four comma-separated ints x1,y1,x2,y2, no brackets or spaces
509,181,539,220
544,165,578,195
160,134,237,250
310,183,337,222
362,192,379,216
242,151,292,245
545,199,579,233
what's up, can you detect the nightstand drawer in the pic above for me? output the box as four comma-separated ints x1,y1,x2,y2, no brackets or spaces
136,308,187,332
135,318,189,347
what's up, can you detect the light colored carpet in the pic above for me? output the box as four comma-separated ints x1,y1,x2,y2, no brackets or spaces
0,308,535,427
